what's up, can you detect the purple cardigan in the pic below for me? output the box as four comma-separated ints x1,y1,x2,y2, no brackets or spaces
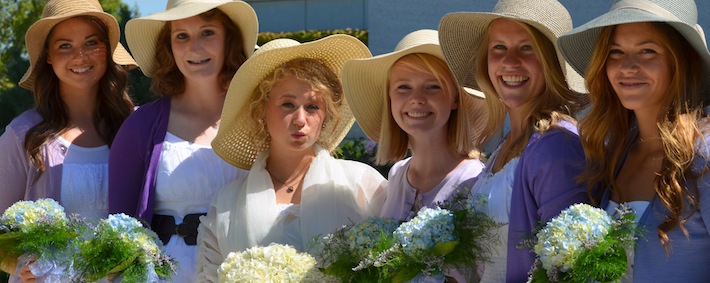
506,123,590,282
108,97,171,223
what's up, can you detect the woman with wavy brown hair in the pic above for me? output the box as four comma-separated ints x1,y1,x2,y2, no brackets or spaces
0,0,136,280
107,0,258,281
558,0,710,281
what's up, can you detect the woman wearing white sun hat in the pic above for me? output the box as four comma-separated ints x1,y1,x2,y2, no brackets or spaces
558,0,710,281
438,0,592,281
0,0,137,281
196,35,387,282
341,29,488,281
107,0,258,282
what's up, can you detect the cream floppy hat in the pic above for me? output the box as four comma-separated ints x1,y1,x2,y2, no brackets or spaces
212,35,372,170
557,0,710,102
438,0,585,94
341,29,485,142
19,0,137,90
125,0,258,78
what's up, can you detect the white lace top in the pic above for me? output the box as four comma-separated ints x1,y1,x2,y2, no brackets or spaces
58,136,109,223
155,132,246,283
470,143,519,283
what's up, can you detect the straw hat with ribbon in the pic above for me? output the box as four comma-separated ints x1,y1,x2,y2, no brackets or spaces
125,0,258,78
341,29,485,142
438,0,586,94
19,0,137,90
557,0,710,102
212,35,372,170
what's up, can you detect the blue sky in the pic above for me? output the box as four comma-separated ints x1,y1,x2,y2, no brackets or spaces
122,0,167,17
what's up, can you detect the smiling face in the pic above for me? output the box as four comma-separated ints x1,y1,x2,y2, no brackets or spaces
170,15,226,81
486,18,545,111
388,55,458,138
46,17,108,94
265,72,327,153
606,22,673,114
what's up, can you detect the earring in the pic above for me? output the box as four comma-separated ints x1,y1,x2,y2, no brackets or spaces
322,123,326,129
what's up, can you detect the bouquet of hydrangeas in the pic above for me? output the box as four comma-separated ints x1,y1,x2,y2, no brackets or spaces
521,203,639,283
315,191,498,282
219,243,335,283
0,198,83,282
73,213,175,283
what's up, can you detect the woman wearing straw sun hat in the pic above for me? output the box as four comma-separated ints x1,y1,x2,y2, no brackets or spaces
558,0,710,281
107,0,257,282
341,29,487,281
0,0,136,280
196,35,386,282
438,0,592,281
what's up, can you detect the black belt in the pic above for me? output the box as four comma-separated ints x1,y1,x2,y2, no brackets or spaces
151,213,205,246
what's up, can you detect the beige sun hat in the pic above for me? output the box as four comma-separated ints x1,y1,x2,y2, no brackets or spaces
341,29,485,142
19,0,137,90
557,0,710,103
125,0,258,78
438,0,586,94
212,35,372,170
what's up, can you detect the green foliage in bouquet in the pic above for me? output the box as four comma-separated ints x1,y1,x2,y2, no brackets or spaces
523,203,642,283
0,199,83,266
74,214,175,283
314,191,499,283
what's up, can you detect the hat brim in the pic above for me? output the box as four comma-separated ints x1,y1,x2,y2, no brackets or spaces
19,11,126,90
125,0,258,77
558,8,710,102
439,11,586,94
213,35,372,169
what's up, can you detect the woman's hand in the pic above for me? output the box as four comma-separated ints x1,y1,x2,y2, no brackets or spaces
19,264,36,283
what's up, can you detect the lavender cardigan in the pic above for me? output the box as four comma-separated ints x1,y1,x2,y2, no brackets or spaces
597,129,710,282
108,97,171,223
506,123,590,282
0,110,66,212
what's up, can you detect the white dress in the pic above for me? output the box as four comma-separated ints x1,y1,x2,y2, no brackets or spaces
470,143,518,283
154,133,246,283
58,136,110,223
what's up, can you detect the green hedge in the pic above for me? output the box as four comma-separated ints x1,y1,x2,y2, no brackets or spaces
257,28,368,46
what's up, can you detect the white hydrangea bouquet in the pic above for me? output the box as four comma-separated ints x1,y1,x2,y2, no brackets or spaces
0,198,84,282
73,213,175,283
315,192,498,282
521,203,639,283
218,243,334,283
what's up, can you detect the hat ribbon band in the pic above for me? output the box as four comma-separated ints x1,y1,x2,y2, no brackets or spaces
611,0,706,46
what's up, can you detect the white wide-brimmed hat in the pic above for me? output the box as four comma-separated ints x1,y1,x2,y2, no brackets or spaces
341,29,485,142
19,0,137,90
212,35,372,169
438,0,585,94
557,0,710,102
125,0,258,78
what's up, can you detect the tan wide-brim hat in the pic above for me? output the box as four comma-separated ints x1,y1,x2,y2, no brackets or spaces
558,0,710,103
212,35,372,170
342,29,485,142
438,0,586,94
125,0,258,78
19,0,137,90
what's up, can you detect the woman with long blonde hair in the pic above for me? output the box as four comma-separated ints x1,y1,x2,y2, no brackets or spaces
439,0,590,281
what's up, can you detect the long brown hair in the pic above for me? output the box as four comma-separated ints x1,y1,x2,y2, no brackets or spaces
24,15,133,175
579,22,706,253
151,8,246,96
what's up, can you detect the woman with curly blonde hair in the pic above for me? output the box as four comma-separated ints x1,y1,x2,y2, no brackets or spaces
558,0,710,281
